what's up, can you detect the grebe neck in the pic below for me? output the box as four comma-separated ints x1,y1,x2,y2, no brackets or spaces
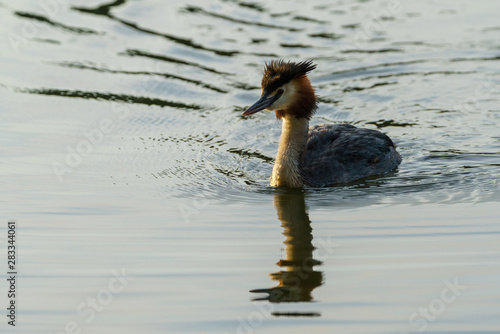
270,115,309,188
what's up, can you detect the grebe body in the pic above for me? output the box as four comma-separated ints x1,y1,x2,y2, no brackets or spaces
243,60,401,188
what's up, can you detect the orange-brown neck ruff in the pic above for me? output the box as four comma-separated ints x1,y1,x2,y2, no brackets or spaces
275,76,317,120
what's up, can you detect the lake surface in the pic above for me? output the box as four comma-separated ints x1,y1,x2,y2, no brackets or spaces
1,0,500,333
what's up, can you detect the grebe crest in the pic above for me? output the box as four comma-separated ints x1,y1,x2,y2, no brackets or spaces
245,60,318,120
243,59,402,188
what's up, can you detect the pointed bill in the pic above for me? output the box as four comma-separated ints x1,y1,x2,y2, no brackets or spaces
242,93,280,116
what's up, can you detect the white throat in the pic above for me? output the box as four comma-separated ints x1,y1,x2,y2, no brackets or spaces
270,116,309,187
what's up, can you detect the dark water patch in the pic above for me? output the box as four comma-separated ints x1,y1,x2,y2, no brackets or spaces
16,87,205,110
342,48,403,54
250,38,267,44
227,81,259,90
155,133,227,146
309,32,343,40
52,61,228,93
449,56,500,63
71,0,127,16
416,107,456,114
272,312,321,317
244,51,280,57
227,148,274,164
14,11,100,35
280,43,313,48
392,40,426,46
343,81,396,92
427,149,500,159
317,97,341,105
437,109,459,113
342,23,360,29
270,11,292,18
32,38,61,45
462,163,500,169
365,119,417,129
227,0,266,12
120,49,231,75
292,15,328,24
182,5,301,32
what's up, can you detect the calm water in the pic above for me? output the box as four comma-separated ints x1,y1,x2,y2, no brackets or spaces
2,0,500,333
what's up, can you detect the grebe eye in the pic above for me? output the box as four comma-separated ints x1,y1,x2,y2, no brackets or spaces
277,88,284,96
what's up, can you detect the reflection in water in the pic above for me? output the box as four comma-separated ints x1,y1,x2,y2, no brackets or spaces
251,192,323,317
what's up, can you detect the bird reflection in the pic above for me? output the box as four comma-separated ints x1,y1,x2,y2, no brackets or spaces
250,191,323,316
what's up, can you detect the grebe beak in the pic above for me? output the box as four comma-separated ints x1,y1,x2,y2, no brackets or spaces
242,93,280,116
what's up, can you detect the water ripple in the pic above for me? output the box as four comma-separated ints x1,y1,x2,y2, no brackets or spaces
52,61,228,93
182,5,302,32
16,87,206,110
72,1,241,57
120,49,231,75
14,11,101,35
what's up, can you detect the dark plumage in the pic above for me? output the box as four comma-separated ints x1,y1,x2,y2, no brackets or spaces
301,124,402,186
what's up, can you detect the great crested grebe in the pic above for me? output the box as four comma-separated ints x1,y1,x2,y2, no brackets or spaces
242,59,402,188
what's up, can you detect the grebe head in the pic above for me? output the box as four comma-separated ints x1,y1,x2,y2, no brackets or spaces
243,59,318,120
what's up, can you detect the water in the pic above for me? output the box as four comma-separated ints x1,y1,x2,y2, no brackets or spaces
1,0,500,333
